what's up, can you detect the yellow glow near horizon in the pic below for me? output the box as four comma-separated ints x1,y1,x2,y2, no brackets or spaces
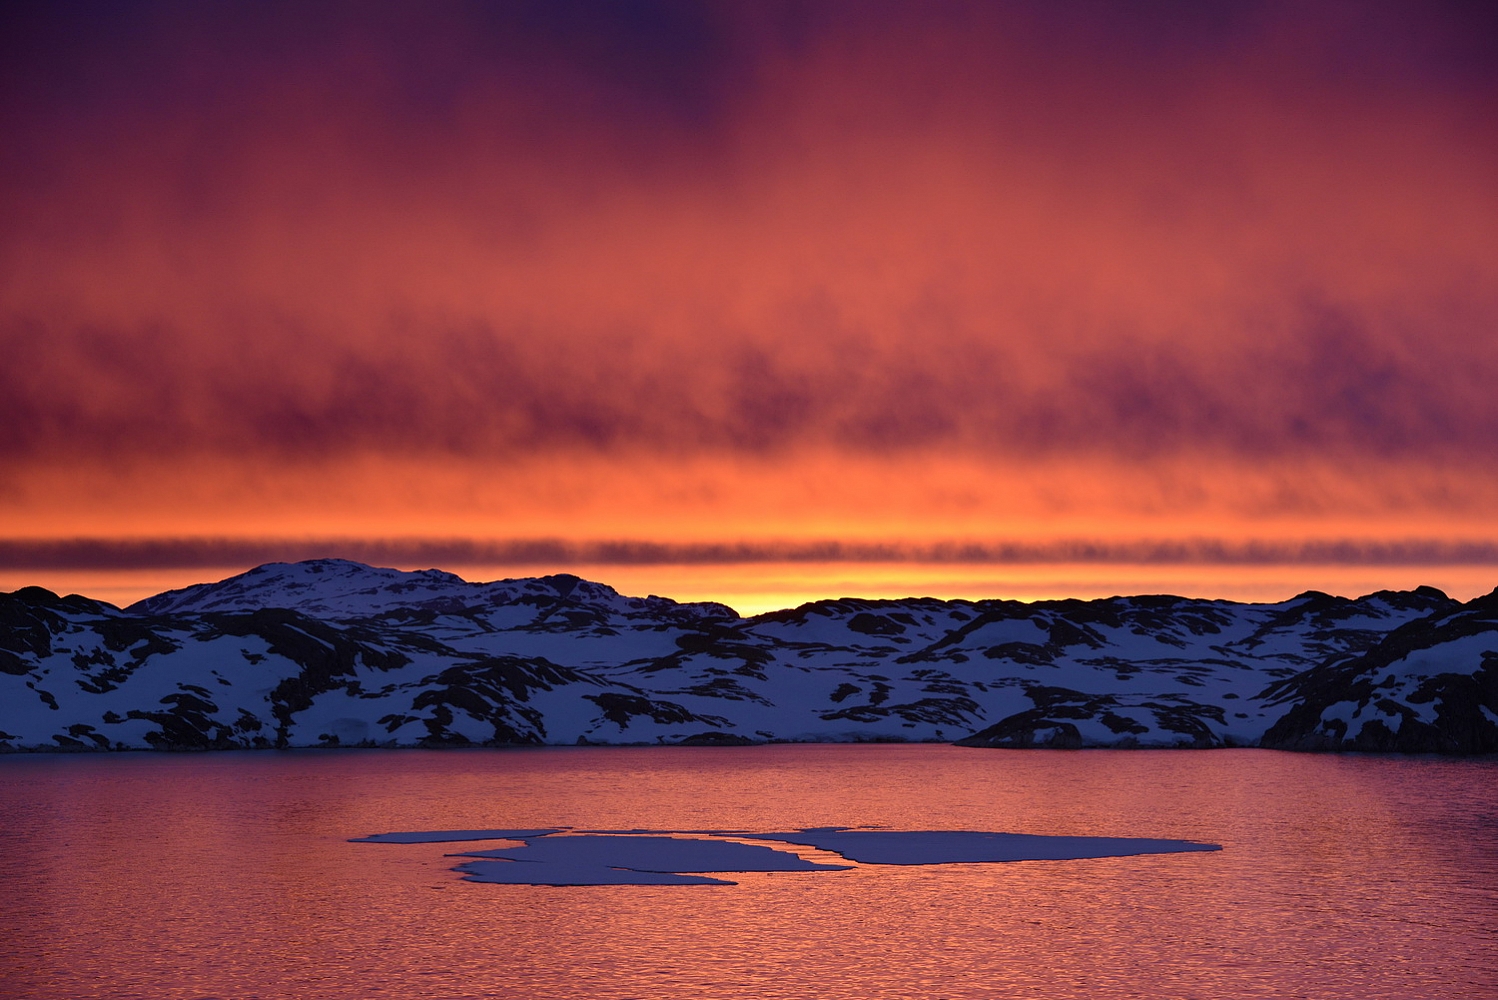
6,560,1493,617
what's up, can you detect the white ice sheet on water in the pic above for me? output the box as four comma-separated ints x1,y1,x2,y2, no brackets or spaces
351,827,1220,886
746,828,1222,864
452,834,851,873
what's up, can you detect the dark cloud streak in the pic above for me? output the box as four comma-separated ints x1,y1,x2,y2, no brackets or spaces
5,535,1498,573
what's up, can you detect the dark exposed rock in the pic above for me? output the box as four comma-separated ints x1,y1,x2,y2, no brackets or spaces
408,656,596,745
124,688,239,750
583,693,728,731
983,642,1053,665
1259,590,1498,754
676,731,757,745
953,686,1232,748
829,682,862,703
848,613,906,636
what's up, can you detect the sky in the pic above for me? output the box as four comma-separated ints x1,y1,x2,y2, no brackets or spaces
2,0,1496,612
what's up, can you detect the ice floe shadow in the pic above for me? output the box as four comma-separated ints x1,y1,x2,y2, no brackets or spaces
351,826,1220,886
350,829,565,844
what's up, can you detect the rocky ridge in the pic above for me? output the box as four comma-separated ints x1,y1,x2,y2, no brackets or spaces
2,559,1494,753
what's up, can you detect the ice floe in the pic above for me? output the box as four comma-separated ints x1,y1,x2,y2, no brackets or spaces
453,834,848,871
351,826,1220,886
748,828,1222,864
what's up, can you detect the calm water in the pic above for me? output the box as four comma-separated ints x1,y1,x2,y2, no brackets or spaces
1,746,1495,999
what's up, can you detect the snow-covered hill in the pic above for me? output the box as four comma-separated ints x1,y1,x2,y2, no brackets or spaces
2,559,1494,753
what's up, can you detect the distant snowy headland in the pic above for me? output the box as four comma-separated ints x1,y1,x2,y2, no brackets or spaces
2,559,1495,753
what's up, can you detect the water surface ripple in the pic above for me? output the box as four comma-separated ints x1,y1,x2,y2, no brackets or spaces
1,746,1494,999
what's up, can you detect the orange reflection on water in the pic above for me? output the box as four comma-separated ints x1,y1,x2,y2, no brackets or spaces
2,747,1495,999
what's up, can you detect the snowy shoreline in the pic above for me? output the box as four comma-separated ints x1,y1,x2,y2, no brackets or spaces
5,559,1496,755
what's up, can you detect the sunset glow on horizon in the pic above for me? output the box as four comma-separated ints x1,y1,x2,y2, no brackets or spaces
3,1,1495,611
